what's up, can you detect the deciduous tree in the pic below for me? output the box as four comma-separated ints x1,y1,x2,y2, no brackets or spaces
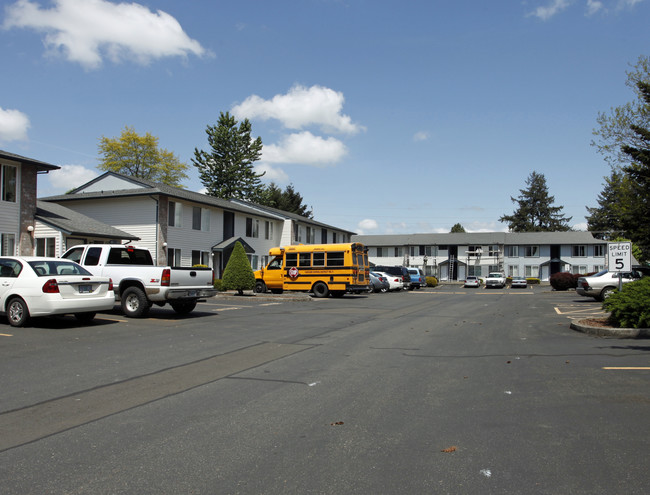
98,126,188,187
499,171,572,232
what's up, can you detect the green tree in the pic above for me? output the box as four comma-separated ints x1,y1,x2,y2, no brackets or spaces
499,171,572,232
192,112,265,200
586,169,634,240
98,126,188,187
450,223,466,233
221,241,256,295
258,182,313,218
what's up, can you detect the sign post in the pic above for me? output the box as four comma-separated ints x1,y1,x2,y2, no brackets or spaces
608,241,632,291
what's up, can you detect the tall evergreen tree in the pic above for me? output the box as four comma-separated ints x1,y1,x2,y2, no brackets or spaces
258,182,313,218
586,169,634,240
192,112,265,200
450,223,466,233
499,171,572,232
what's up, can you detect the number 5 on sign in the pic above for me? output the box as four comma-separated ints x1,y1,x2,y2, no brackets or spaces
607,242,632,273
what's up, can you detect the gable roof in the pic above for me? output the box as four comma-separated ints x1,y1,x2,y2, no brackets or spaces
0,150,59,172
352,231,602,246
36,200,140,240
40,171,278,219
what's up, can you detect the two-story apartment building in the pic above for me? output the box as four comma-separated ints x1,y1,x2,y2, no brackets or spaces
353,232,608,282
0,150,60,256
41,172,354,277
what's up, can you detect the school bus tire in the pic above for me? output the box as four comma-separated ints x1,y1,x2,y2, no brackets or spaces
254,280,267,293
312,282,329,298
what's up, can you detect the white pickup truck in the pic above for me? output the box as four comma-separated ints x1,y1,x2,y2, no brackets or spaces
62,244,217,317
485,271,506,288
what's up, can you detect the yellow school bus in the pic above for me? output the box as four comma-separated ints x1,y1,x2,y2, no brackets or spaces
253,243,369,297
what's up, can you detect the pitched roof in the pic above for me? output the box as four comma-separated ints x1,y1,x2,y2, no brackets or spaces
0,150,60,171
36,200,140,240
352,231,602,246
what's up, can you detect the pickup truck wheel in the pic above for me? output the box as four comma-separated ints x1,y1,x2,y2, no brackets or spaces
170,301,197,315
121,287,150,318
312,282,329,298
254,281,267,293
75,312,96,323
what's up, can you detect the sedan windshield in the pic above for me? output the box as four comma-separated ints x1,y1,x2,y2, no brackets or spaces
28,260,93,277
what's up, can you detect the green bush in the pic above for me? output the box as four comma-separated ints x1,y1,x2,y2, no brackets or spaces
550,272,576,291
221,242,255,295
426,276,438,287
602,277,650,328
213,279,223,291
526,277,541,285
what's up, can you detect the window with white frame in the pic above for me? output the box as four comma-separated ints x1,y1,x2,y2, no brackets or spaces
376,247,386,257
507,265,519,277
468,265,482,277
525,265,539,277
167,248,181,266
246,218,259,238
192,207,210,231
425,246,436,256
1,233,16,255
488,264,500,273
593,264,605,272
191,250,210,266
168,201,182,227
409,246,418,257
261,255,269,268
505,245,519,257
36,237,56,257
467,245,481,256
488,244,499,256
394,247,403,257
264,221,273,240
594,244,605,257
1,165,17,203
294,225,302,243
572,245,586,257
524,245,539,257
247,254,258,270
332,232,337,243
572,265,587,274
306,226,315,243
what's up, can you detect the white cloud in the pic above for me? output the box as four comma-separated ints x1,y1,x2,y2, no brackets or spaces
3,0,207,69
586,0,604,15
254,163,289,183
0,107,30,142
232,84,364,135
413,131,429,142
572,222,588,231
357,219,378,234
48,164,98,191
528,0,571,20
262,131,347,165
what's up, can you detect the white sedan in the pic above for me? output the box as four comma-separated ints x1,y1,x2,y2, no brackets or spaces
374,271,404,291
0,257,115,327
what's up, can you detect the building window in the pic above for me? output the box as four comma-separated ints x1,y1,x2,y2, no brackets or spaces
425,246,436,257
1,165,17,203
593,264,605,272
505,245,519,257
168,248,181,266
572,245,586,257
467,245,482,256
507,265,519,277
394,247,403,257
1,233,16,255
488,245,499,257
264,221,273,240
192,207,210,231
36,238,56,257
246,218,259,238
525,265,539,277
191,250,210,266
376,247,386,257
468,266,482,277
168,201,182,227
294,225,302,243
524,245,539,257
488,264,499,273
306,227,315,243
572,265,588,274
247,254,258,270
594,244,605,257
332,232,337,243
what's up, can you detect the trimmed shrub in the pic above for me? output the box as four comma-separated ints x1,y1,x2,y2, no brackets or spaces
221,242,255,295
550,272,576,291
526,278,541,285
213,279,223,291
602,277,650,328
426,276,438,287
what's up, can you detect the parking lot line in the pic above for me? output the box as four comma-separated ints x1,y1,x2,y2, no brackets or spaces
603,367,650,370
0,333,13,337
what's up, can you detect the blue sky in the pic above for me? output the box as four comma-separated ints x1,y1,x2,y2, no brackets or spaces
1,0,648,235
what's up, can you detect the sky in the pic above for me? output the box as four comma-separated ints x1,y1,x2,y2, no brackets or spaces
1,0,649,236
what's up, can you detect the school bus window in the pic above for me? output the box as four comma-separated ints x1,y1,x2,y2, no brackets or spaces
286,253,297,267
299,253,311,266
328,252,345,266
313,252,325,266
267,256,282,270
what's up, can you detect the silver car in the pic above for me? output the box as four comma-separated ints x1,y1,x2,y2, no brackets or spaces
576,267,650,301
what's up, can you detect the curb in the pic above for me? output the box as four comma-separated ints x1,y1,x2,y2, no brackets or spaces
215,291,312,302
570,319,650,339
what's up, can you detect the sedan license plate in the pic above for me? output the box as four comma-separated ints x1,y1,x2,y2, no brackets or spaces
78,285,93,294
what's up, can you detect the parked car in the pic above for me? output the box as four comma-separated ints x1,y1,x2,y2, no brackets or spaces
373,265,412,290
485,271,506,288
0,256,115,327
464,276,480,288
374,271,404,291
576,266,650,301
369,272,390,293
510,276,528,288
407,268,426,289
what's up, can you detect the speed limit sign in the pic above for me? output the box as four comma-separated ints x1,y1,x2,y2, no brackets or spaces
608,242,632,273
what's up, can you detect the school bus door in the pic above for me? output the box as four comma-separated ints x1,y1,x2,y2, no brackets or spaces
263,255,284,290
